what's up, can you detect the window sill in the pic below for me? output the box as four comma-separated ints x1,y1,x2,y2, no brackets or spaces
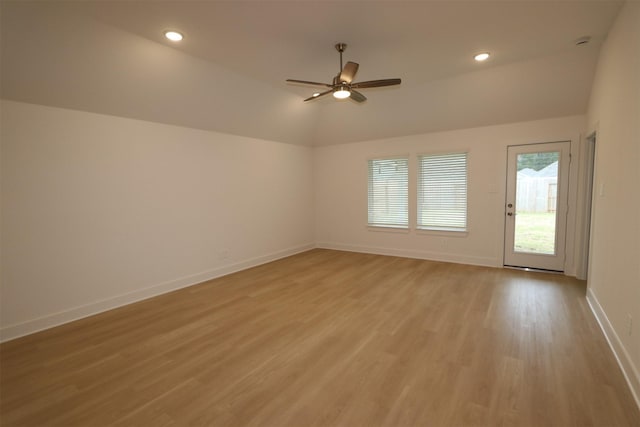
416,228,468,237
367,225,410,234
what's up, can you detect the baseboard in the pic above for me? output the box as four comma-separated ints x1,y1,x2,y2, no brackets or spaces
586,288,640,411
316,242,499,268
0,243,315,343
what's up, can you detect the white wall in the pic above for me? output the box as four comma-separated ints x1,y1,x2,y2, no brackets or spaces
314,115,585,270
585,1,640,406
0,100,315,341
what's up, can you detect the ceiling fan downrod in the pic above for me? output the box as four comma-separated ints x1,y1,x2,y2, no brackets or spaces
335,43,347,74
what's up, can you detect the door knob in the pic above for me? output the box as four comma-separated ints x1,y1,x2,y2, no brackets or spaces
507,203,513,208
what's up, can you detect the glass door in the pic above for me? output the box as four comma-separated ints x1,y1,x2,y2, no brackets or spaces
504,141,570,271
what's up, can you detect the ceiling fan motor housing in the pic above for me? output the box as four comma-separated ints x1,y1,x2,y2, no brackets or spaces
333,75,348,85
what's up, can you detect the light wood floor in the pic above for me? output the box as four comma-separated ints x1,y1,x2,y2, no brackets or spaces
1,249,639,426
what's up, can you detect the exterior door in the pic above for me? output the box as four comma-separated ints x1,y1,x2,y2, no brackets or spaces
504,141,570,271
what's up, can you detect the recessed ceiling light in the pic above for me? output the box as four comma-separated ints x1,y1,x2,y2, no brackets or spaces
164,31,184,42
312,92,320,97
474,52,490,62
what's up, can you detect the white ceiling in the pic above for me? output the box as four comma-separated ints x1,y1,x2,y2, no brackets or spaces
1,0,623,146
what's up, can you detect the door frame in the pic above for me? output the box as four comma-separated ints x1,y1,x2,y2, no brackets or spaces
576,133,596,279
503,141,571,271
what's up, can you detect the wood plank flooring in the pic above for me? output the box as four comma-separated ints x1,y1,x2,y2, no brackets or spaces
1,249,639,426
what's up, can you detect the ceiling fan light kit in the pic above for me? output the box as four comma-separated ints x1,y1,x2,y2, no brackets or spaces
286,43,401,103
333,87,351,99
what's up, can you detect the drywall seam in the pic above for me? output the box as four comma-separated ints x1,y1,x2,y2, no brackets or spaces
0,243,315,343
316,242,498,268
586,288,640,411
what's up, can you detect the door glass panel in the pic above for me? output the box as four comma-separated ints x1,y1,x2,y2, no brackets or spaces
514,151,560,254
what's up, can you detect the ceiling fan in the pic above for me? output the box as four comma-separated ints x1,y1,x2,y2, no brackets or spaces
286,43,401,103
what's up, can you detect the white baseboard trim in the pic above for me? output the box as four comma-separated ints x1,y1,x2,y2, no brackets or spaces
316,242,499,268
586,288,640,411
0,243,315,343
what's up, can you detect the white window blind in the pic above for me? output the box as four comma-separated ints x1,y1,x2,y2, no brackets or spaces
417,153,467,231
368,158,409,228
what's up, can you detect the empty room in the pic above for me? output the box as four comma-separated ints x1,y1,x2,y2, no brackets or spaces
1,0,639,426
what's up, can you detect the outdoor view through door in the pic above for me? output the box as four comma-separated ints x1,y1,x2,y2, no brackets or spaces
504,142,570,271
514,151,559,254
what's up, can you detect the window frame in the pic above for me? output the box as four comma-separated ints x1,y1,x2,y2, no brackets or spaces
416,151,469,233
367,155,410,230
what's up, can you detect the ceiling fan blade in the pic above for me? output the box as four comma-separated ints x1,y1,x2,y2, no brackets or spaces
349,90,367,103
286,79,332,87
351,78,401,89
339,61,359,83
304,89,332,102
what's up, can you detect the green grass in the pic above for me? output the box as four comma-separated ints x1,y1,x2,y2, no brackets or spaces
514,212,556,254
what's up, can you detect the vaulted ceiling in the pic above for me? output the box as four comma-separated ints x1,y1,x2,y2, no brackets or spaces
1,1,623,146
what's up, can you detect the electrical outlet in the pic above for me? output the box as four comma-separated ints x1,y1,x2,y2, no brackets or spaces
626,313,633,336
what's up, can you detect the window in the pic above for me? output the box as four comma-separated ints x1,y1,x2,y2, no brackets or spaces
368,157,409,228
417,152,467,231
